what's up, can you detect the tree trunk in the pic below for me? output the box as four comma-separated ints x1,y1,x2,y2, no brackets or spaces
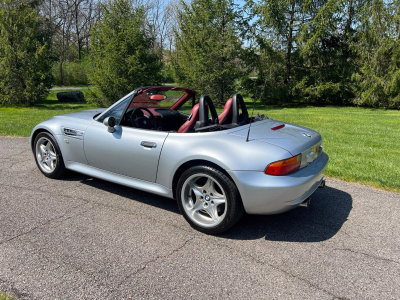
344,0,353,44
78,39,82,60
285,2,295,85
219,13,226,104
59,60,64,86
75,1,81,60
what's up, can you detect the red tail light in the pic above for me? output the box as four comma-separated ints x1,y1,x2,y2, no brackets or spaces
265,154,301,175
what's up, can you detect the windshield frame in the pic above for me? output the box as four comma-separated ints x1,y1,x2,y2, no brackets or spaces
94,90,136,123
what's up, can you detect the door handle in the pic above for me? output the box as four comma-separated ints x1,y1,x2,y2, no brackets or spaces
140,141,157,148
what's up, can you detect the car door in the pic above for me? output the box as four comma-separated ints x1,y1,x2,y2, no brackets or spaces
84,121,168,182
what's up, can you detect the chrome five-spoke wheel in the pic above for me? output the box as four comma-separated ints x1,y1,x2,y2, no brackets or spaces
33,132,66,178
36,137,57,173
177,165,244,234
181,173,227,228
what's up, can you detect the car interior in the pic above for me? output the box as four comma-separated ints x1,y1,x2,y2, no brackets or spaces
103,86,251,133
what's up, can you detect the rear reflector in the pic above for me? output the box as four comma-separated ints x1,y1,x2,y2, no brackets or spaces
265,154,301,176
271,124,285,130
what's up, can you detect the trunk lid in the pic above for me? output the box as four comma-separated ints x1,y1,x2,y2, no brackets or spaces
228,119,322,166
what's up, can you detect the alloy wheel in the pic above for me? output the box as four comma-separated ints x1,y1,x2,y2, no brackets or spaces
181,173,227,228
35,137,57,173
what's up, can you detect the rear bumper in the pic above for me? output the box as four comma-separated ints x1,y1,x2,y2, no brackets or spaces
228,152,329,215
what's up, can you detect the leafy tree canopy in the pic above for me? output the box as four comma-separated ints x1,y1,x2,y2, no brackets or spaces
89,0,163,106
172,0,245,104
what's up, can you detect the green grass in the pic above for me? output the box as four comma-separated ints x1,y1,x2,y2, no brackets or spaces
0,290,15,300
0,89,96,136
0,92,399,193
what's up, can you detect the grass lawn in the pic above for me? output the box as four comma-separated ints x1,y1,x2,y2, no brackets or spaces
0,89,96,136
0,92,399,193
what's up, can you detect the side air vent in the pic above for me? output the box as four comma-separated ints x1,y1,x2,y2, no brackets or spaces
62,127,84,138
63,128,77,136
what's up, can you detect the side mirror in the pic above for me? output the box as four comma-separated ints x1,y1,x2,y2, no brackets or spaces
103,116,116,133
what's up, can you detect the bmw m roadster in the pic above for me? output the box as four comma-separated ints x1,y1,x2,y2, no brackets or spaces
30,86,328,234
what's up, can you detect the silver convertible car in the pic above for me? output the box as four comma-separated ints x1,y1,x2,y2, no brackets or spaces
30,86,328,234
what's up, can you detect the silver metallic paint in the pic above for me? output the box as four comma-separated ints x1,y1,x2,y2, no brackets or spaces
30,108,329,215
84,122,168,182
228,153,328,214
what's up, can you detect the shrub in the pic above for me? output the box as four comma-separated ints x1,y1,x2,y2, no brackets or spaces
0,0,54,106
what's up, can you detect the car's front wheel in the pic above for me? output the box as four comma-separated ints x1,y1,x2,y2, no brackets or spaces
177,165,244,234
33,132,66,178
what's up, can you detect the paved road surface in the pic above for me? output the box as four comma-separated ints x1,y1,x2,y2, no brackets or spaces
0,137,399,299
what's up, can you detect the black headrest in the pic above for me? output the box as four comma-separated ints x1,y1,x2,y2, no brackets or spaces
198,95,219,128
232,93,248,125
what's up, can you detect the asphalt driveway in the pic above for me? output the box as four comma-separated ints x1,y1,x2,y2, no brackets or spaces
0,137,399,299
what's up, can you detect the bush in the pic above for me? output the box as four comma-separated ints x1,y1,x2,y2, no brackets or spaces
0,0,54,106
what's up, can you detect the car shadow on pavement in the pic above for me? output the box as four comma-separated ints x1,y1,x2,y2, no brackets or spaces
63,173,181,215
220,186,352,242
62,174,352,242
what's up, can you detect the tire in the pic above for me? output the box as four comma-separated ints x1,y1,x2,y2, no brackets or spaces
176,165,244,234
33,132,67,179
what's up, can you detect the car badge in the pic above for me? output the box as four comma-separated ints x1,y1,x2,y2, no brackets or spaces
143,120,147,125
205,195,210,201
303,133,311,138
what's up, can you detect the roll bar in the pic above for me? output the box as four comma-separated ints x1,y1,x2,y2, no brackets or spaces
232,93,249,125
196,95,219,129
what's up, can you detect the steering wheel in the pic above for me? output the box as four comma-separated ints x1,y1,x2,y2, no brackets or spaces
130,107,157,130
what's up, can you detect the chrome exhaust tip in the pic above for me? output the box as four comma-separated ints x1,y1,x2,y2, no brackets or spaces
319,179,326,188
299,197,311,207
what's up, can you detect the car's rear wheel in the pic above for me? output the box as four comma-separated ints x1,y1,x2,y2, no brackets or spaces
33,132,66,178
177,165,244,234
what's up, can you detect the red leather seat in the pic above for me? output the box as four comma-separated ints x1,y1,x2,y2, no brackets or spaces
218,98,233,125
178,104,201,133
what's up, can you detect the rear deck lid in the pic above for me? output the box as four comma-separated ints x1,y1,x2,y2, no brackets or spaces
227,119,322,157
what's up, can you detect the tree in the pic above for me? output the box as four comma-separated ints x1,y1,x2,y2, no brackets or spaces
293,0,360,105
352,0,400,108
0,0,54,106
172,0,244,104
242,0,321,104
89,0,163,106
244,0,362,105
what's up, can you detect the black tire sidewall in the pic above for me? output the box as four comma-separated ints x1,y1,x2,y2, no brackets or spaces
176,165,243,234
33,132,66,178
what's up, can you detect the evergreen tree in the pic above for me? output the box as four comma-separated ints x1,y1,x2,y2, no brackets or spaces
0,0,54,106
244,0,362,105
172,0,244,104
295,0,360,105
244,0,321,103
352,0,400,108
89,0,163,106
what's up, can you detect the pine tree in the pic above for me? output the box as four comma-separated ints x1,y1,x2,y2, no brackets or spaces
352,0,400,108
295,0,360,105
172,0,244,104
89,0,163,106
0,0,54,106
